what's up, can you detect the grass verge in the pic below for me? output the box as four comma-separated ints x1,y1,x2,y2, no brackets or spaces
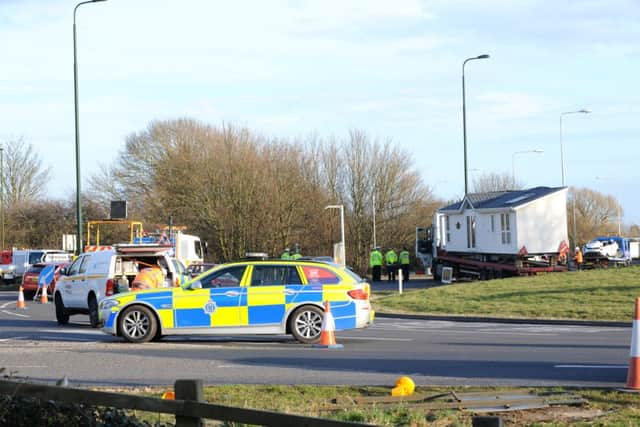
105,384,640,426
373,266,640,321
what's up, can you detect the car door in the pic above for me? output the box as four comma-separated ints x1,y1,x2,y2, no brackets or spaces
172,265,247,329
59,255,87,307
242,264,303,328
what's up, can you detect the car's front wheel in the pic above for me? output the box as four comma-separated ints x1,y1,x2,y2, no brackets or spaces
118,305,157,343
55,293,69,325
289,305,324,344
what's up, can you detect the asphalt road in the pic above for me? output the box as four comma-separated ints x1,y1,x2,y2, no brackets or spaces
0,290,631,388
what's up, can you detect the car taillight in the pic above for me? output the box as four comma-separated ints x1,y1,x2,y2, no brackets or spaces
106,279,115,296
347,289,369,300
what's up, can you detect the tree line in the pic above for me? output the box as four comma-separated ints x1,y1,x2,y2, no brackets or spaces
1,119,633,274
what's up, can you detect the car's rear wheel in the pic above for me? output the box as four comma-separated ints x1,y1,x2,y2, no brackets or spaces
88,295,100,328
55,293,69,325
119,305,157,343
289,305,324,344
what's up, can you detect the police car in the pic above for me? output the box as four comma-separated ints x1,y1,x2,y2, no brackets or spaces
99,259,374,343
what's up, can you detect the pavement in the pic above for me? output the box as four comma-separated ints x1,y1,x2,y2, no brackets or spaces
368,275,630,328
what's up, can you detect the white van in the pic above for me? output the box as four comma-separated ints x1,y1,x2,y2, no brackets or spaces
54,245,186,328
11,249,72,280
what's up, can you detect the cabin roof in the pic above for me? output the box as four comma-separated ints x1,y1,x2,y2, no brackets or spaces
440,186,566,212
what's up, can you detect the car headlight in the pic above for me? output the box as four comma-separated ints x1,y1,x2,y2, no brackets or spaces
99,299,120,310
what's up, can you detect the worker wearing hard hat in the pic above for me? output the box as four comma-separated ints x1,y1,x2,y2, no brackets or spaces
574,246,583,271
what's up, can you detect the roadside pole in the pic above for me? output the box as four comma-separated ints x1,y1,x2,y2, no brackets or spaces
398,269,403,294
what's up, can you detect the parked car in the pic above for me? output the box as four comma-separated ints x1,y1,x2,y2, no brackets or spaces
21,262,69,299
54,244,183,328
99,259,375,343
185,262,216,278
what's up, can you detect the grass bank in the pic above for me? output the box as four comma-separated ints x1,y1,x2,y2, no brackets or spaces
373,266,640,321
114,385,640,426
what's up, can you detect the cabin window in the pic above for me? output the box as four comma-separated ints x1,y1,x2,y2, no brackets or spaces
501,213,511,244
445,216,450,243
466,216,476,248
491,215,495,232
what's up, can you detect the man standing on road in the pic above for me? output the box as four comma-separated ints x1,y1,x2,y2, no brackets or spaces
385,248,398,281
399,247,410,282
369,246,383,282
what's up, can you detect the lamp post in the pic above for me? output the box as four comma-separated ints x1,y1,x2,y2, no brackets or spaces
559,108,590,247
559,109,590,186
512,149,544,183
462,54,490,196
325,204,345,266
74,0,107,255
372,193,376,249
595,176,623,235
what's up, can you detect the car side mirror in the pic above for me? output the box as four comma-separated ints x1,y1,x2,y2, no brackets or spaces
59,267,67,276
189,281,203,290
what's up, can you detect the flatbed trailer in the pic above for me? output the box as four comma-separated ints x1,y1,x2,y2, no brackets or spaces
431,249,567,281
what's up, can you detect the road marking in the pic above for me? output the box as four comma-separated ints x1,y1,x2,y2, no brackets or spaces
338,336,412,342
4,365,48,369
2,310,30,317
555,364,628,369
0,337,27,342
1,300,17,309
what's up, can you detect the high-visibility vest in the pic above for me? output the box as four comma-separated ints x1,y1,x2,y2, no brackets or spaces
132,267,164,290
370,250,383,267
385,250,398,265
281,252,291,260
292,253,302,260
399,251,410,265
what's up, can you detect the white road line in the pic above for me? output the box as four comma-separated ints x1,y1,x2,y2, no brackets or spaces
4,365,48,369
555,364,628,369
1,300,17,309
2,310,30,317
338,336,412,342
369,327,556,336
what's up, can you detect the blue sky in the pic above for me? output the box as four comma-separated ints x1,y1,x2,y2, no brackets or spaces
2,0,639,223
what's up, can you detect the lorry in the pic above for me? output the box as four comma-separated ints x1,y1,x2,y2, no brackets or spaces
416,186,569,281
86,220,204,267
582,236,632,267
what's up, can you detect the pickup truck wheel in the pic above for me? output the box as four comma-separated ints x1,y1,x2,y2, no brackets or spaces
88,295,100,328
55,293,70,325
119,305,157,343
289,305,324,344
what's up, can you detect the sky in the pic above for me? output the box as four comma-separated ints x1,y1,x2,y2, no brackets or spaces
1,0,639,224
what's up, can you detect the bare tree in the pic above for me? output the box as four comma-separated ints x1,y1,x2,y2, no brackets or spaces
570,186,624,245
1,137,51,207
472,171,523,193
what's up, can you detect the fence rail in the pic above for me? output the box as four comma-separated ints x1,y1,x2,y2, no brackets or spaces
0,379,373,427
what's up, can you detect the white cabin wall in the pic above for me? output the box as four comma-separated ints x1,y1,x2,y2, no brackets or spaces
442,210,517,254
515,190,568,254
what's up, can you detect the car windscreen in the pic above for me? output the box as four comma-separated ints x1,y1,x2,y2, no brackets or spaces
28,251,44,264
26,265,44,274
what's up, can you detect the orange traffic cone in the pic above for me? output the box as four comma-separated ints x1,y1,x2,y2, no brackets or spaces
16,286,26,309
313,301,343,349
39,284,48,304
625,297,640,391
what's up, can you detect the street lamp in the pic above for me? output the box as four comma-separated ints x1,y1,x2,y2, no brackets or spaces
74,0,108,255
595,176,623,235
559,109,590,186
512,149,544,183
0,145,3,250
325,205,345,266
462,54,490,196
559,108,590,247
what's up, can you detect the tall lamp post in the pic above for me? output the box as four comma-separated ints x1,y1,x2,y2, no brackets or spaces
0,145,3,251
74,0,107,255
559,108,590,247
462,54,490,196
325,205,345,267
512,149,544,183
559,109,590,186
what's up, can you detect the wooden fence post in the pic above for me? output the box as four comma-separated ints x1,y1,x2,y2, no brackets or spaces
175,379,204,427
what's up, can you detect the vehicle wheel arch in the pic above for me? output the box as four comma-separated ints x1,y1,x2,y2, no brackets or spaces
285,303,324,334
115,302,163,337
